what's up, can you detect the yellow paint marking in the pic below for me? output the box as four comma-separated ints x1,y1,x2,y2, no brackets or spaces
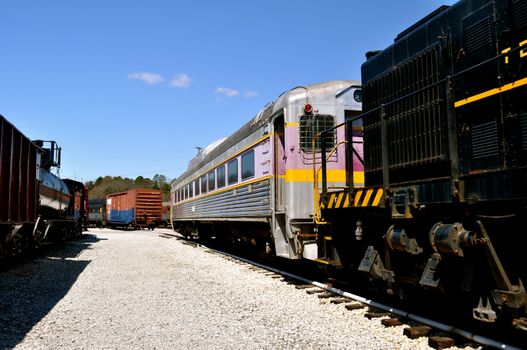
335,193,344,207
372,189,384,206
455,77,527,108
286,169,347,183
328,193,336,208
343,193,350,207
353,172,365,187
286,122,299,127
354,190,363,206
361,188,374,207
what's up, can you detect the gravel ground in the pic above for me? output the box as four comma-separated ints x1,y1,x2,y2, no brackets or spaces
0,228,475,350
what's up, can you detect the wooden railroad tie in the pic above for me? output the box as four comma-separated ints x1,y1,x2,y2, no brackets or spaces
330,298,350,304
318,292,337,299
345,303,366,311
381,318,403,327
428,336,456,350
403,325,432,339
294,284,314,289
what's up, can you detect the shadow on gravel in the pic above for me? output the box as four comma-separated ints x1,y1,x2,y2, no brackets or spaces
0,234,103,349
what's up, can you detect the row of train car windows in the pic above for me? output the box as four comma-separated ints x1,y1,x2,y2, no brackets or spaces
174,149,254,203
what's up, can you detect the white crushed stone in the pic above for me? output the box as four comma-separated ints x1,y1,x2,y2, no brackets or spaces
0,228,475,349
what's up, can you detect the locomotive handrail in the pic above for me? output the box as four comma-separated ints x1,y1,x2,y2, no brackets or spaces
312,127,348,223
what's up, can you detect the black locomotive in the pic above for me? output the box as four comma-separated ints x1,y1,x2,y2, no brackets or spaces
318,0,527,330
0,115,88,258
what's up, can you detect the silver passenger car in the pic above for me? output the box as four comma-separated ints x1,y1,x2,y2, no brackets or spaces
172,81,362,260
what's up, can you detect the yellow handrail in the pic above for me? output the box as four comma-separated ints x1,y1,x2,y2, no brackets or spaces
312,131,347,224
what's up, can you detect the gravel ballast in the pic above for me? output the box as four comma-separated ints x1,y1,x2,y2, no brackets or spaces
0,228,473,349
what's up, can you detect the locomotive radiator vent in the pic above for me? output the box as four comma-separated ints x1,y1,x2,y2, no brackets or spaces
513,0,527,29
521,113,527,151
471,121,498,159
464,16,492,54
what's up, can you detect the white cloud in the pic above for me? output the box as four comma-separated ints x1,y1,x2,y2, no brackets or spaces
244,90,258,98
127,72,164,85
170,73,191,87
214,87,239,97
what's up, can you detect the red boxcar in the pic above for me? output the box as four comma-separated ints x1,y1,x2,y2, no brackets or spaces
0,115,39,226
106,189,162,229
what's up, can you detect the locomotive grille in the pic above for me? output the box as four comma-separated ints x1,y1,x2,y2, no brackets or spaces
363,45,447,175
521,113,527,151
513,0,527,29
472,121,498,159
464,17,492,53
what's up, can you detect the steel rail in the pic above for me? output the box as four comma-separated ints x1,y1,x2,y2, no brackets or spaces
206,246,522,350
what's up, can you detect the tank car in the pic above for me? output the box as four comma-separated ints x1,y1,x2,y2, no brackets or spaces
0,115,87,257
171,81,362,260
316,0,527,330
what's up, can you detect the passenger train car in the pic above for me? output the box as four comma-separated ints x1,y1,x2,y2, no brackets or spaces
172,81,362,260
0,115,87,257
316,0,527,331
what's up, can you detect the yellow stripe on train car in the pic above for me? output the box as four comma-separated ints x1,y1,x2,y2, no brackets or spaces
454,77,527,108
285,169,347,183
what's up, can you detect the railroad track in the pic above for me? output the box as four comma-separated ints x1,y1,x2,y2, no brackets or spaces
160,232,522,350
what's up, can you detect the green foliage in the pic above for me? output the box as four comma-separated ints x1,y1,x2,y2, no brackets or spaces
86,175,172,201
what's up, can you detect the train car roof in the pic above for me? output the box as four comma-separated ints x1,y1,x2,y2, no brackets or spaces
174,80,360,185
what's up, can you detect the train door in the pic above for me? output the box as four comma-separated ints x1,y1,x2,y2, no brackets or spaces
271,114,291,258
274,115,286,212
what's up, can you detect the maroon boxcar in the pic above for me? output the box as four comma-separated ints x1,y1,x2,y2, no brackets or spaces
0,115,39,226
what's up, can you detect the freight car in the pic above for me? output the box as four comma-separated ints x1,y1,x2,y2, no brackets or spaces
0,115,88,257
88,198,107,228
171,81,363,259
106,189,162,229
316,0,527,331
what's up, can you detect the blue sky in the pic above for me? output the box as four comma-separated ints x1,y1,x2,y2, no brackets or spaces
1,0,455,183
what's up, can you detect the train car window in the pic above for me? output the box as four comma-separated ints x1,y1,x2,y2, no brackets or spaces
188,183,193,198
217,165,225,188
201,175,207,193
241,150,254,180
299,114,335,152
175,191,178,203
208,171,216,191
184,186,188,200
194,179,200,196
228,159,238,185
